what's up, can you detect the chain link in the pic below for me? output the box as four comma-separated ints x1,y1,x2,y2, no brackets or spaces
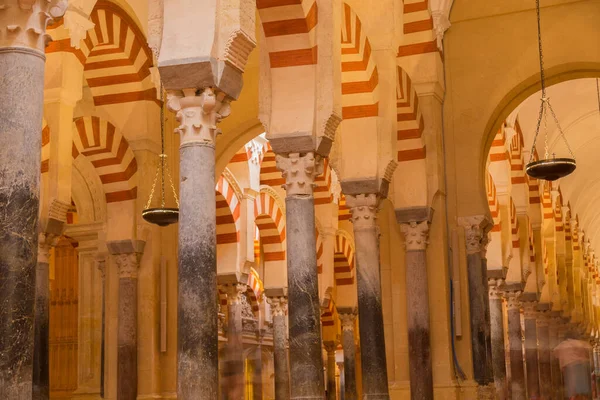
145,162,161,210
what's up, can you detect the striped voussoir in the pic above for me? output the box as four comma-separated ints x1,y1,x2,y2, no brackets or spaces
338,194,352,221
46,0,157,107
334,233,355,286
321,297,335,327
541,185,553,221
397,0,438,57
71,116,137,203
254,191,286,263
314,159,333,205
487,173,501,233
396,66,426,162
41,121,50,174
341,3,379,120
510,198,520,249
257,0,318,69
260,148,283,187
216,175,241,245
315,228,324,274
510,121,527,185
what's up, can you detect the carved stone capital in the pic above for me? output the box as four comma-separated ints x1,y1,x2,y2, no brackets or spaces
505,291,522,311
0,0,67,52
167,87,231,148
400,220,430,251
323,341,337,354
431,11,451,51
37,232,61,264
113,252,143,279
488,279,505,300
338,311,356,332
221,282,247,306
275,152,323,196
95,254,107,280
458,215,491,255
267,296,287,318
346,193,379,230
63,8,95,48
522,301,538,319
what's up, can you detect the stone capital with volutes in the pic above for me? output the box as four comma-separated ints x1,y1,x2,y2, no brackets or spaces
522,301,538,319
346,193,380,231
458,215,492,255
167,87,231,149
38,231,62,264
323,341,337,354
504,290,522,311
337,309,357,332
107,239,145,279
267,296,288,318
488,279,505,300
400,220,430,251
275,152,323,197
220,282,247,306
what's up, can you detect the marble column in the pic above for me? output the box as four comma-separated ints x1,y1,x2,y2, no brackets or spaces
594,345,600,399
96,256,107,399
523,302,540,399
324,341,337,400
399,217,433,400
481,240,495,390
275,152,325,400
549,319,561,400
0,1,66,396
459,216,493,390
338,311,357,400
346,193,390,399
222,283,247,400
506,291,525,400
252,339,264,400
267,296,290,400
337,362,345,400
489,281,508,400
166,89,231,398
107,240,145,400
537,314,552,400
32,233,61,400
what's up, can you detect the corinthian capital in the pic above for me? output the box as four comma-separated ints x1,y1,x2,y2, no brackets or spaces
400,221,430,251
107,239,146,279
167,88,231,148
346,193,379,230
337,310,356,332
220,282,247,306
266,296,288,318
505,290,522,311
0,0,67,51
458,215,491,255
37,232,61,264
275,152,323,197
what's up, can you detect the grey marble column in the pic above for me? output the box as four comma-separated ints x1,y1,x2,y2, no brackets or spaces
267,296,290,400
338,311,357,400
549,319,561,400
481,247,495,389
537,314,552,400
324,341,337,400
506,291,525,400
523,302,540,399
0,2,66,394
459,216,492,390
166,89,231,398
347,193,389,400
222,283,247,400
399,217,433,400
337,362,345,400
276,152,325,400
489,282,508,400
107,240,145,400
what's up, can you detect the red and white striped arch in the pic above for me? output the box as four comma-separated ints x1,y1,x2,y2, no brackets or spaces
216,175,241,245
397,0,437,58
316,228,324,274
72,116,137,203
487,173,500,233
321,295,335,327
509,198,519,250
314,159,333,205
260,148,283,187
341,3,379,120
338,194,352,221
334,231,355,286
255,191,286,264
41,121,50,174
396,66,425,163
46,1,157,107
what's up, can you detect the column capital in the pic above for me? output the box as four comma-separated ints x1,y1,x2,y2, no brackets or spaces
37,232,61,264
220,282,248,305
488,279,505,300
323,341,337,354
504,290,522,310
95,254,108,279
267,296,288,318
458,215,492,255
275,152,323,196
522,301,538,319
0,0,67,52
337,310,357,332
107,240,145,279
167,88,231,149
400,220,430,251
346,193,380,230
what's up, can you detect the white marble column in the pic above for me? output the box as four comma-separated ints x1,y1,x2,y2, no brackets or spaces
267,296,290,400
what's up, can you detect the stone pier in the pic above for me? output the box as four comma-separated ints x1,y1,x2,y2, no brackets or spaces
338,310,357,400
346,193,390,399
488,280,507,400
522,301,540,399
506,290,525,400
222,283,247,400
0,1,66,396
107,240,145,400
166,89,231,397
267,296,290,400
275,152,325,400
398,210,433,400
324,341,337,400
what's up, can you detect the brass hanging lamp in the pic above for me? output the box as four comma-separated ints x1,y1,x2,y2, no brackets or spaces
525,0,576,181
142,86,180,226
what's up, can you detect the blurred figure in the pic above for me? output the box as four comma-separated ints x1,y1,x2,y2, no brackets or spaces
554,338,593,400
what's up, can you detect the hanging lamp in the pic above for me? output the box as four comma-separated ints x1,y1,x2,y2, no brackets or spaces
525,0,576,182
142,86,180,226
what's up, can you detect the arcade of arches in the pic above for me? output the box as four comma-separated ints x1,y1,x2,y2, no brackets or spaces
1,0,600,399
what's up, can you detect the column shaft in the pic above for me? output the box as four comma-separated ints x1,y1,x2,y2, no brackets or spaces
489,287,507,400
549,323,561,400
481,258,494,388
252,344,263,400
0,48,45,398
339,318,357,400
537,321,552,400
269,297,290,400
467,251,489,385
118,276,138,400
338,362,345,400
405,249,433,400
223,284,245,400
524,316,540,399
507,299,525,400
325,344,337,400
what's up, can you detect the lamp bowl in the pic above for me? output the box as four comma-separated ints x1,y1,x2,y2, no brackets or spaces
525,158,576,181
142,207,179,226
